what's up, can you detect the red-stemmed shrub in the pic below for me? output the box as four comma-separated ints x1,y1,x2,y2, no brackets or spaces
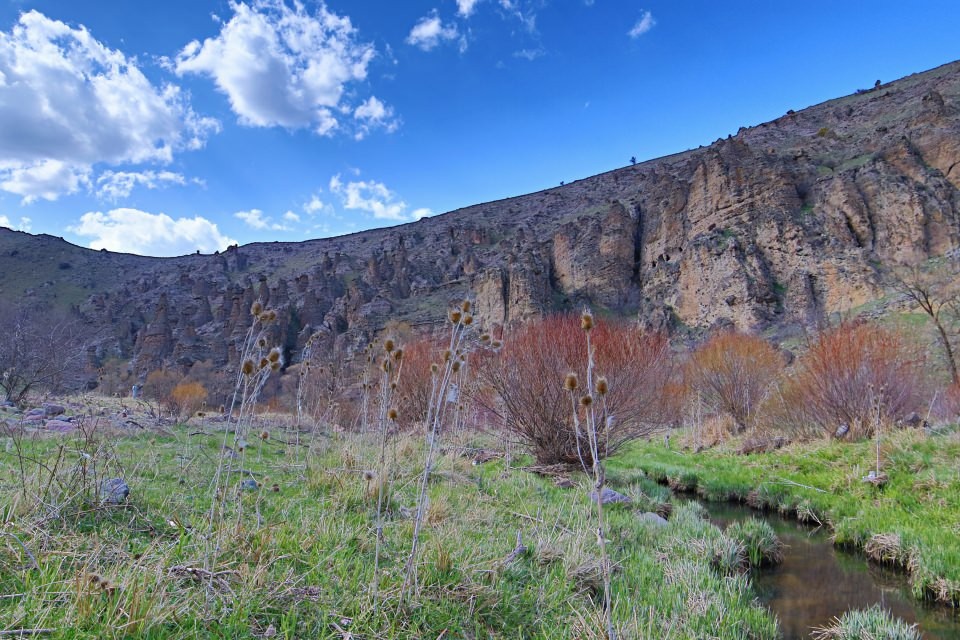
770,322,925,439
686,331,784,432
478,314,675,465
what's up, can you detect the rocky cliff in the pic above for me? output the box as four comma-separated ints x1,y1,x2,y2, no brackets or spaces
2,60,959,375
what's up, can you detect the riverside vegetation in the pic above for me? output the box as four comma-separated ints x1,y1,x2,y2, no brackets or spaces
2,298,960,638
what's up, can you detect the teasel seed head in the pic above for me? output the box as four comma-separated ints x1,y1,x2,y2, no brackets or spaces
268,347,281,363
393,348,403,362
564,372,578,391
449,309,462,324
431,363,440,374
480,333,490,342
461,299,471,313
384,338,395,353
387,407,398,421
580,394,593,407
581,311,594,332
259,357,269,370
452,360,461,373
251,301,263,316
463,314,473,326
258,337,267,348
443,349,452,362
596,377,609,396
390,381,398,390
491,339,503,350
242,359,255,376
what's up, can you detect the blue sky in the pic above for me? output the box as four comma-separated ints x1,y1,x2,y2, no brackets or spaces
0,0,957,256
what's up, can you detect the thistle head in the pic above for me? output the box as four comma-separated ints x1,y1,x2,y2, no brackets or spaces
580,311,594,332
596,377,609,396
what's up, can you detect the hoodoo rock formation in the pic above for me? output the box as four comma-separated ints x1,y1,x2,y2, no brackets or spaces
2,60,959,373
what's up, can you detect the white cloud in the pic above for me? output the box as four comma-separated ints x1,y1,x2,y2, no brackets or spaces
283,210,300,222
498,0,537,33
353,96,399,139
406,12,462,52
329,173,412,221
304,194,325,213
0,11,218,202
628,10,655,38
95,170,193,200
176,0,387,137
513,47,544,61
0,160,90,203
457,0,482,17
235,208,291,230
411,208,433,220
69,209,235,256
0,215,32,231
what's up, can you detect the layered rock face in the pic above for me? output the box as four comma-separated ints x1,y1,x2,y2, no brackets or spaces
2,60,959,373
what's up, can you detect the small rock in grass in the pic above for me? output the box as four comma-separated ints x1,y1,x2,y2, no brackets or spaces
589,487,633,505
638,512,669,527
44,419,76,432
240,478,259,491
42,403,66,417
100,478,130,504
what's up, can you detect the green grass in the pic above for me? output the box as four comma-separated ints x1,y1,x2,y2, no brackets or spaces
617,429,960,605
0,412,779,639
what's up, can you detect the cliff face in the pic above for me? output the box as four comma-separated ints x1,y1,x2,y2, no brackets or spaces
2,60,960,373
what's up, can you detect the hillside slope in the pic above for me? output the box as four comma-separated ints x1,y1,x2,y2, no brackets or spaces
2,60,959,373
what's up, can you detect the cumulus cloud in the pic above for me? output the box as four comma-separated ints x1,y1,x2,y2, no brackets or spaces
0,215,32,231
0,11,218,202
283,211,300,222
406,12,463,52
353,96,399,139
411,208,433,220
69,209,235,256
628,10,656,38
235,208,291,230
95,170,194,200
457,0,482,17
176,1,392,137
329,174,413,221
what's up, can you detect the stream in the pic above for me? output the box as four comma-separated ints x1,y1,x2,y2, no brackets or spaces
698,500,960,639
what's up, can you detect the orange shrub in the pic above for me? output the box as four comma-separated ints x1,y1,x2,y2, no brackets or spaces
773,322,925,439
478,314,675,465
394,337,438,430
686,331,784,432
170,381,208,421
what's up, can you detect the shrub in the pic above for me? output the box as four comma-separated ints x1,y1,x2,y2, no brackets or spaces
479,314,674,465
393,336,438,430
771,322,925,439
686,331,784,432
169,381,208,421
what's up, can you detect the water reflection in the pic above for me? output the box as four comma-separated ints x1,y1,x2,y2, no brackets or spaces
700,500,960,639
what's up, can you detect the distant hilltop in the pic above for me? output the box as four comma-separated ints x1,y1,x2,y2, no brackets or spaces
1,59,959,373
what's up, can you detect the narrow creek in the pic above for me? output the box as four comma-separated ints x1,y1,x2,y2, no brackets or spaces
697,499,960,639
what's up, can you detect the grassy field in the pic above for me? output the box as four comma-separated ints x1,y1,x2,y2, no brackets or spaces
617,427,960,606
0,409,779,639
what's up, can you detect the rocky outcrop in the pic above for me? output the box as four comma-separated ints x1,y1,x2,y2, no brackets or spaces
2,60,960,374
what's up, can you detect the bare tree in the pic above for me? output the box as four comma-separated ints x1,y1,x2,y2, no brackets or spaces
0,304,93,405
888,264,959,385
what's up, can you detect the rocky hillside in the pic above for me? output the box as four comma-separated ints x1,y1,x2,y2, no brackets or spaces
2,60,959,375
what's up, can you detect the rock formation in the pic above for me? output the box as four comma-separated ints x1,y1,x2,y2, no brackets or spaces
1,60,959,375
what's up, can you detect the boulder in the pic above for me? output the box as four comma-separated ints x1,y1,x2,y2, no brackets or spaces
589,487,633,505
100,478,130,504
42,403,66,417
638,512,669,527
44,419,76,432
